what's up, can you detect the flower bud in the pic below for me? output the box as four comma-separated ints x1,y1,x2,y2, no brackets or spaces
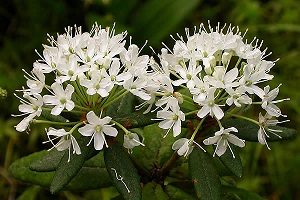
173,92,183,104
222,52,232,66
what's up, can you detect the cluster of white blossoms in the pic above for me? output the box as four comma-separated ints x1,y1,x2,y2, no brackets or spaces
146,22,289,157
14,24,148,161
14,22,289,161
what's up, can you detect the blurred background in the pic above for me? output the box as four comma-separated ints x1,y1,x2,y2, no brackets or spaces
0,0,299,199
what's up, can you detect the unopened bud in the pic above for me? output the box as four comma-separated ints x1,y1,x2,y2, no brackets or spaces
173,92,183,104
0,88,7,99
222,52,232,66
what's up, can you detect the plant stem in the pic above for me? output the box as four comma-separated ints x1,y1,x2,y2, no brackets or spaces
32,120,80,126
227,113,259,125
101,90,129,109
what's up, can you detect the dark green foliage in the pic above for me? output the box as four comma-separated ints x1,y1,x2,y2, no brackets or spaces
189,148,221,200
219,147,243,178
9,151,111,190
223,119,297,142
50,136,97,193
104,144,142,200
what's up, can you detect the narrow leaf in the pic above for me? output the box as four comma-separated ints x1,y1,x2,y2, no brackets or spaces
10,151,111,190
223,119,297,141
50,136,96,193
189,148,221,200
222,186,265,200
219,147,243,178
104,144,142,200
30,149,64,172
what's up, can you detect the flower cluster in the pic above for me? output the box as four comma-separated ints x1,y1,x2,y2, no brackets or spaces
146,22,289,157
14,24,146,160
14,22,289,161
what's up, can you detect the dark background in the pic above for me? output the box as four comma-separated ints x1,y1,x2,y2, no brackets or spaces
0,0,299,199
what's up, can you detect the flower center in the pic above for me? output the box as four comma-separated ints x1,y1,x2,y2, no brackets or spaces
60,98,67,104
95,125,102,133
208,100,214,107
68,70,74,76
186,74,192,80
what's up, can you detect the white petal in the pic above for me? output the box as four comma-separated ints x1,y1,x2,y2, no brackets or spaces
51,82,64,96
212,105,224,120
103,126,118,137
177,142,189,156
257,127,266,144
19,104,35,114
172,138,189,150
215,139,227,156
43,95,59,105
51,105,64,115
56,138,71,151
94,133,104,150
71,136,81,155
86,111,100,124
15,115,34,132
65,84,74,99
65,100,75,111
172,120,181,137
224,68,238,83
203,135,220,145
197,106,210,118
159,120,174,129
228,134,245,147
78,124,94,136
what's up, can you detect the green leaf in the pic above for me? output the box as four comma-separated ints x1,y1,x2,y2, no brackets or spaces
9,151,111,191
10,151,54,187
104,144,142,200
133,0,201,46
106,93,156,128
165,185,195,200
222,186,265,200
41,109,69,122
223,119,297,141
17,186,41,200
142,182,169,200
189,148,221,200
219,147,243,178
30,149,64,172
131,124,184,171
50,136,97,193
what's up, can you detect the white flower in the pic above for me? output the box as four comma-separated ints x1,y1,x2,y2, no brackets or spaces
172,63,202,88
24,68,45,94
121,44,149,76
225,87,252,107
56,54,89,83
80,70,111,97
238,64,266,97
172,138,206,157
258,85,288,117
78,111,118,150
123,132,144,150
197,88,224,120
203,127,245,157
33,45,61,73
43,83,75,115
105,59,132,86
257,113,289,149
172,138,194,157
208,66,239,89
46,127,81,162
157,105,185,137
123,77,151,101
189,76,210,103
14,93,43,132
